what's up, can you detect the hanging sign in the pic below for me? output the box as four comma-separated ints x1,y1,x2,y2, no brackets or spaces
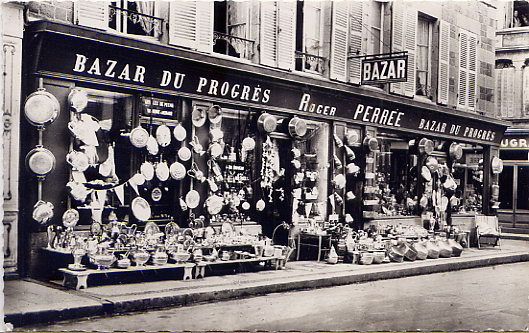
142,97,176,119
361,54,408,85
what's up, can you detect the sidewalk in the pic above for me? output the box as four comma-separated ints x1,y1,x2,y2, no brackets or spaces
6,239,529,328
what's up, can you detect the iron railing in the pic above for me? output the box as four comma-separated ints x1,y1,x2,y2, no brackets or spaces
109,5,164,37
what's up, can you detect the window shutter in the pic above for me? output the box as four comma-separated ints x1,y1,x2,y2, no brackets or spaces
196,1,213,53
437,20,450,105
403,8,417,97
467,34,477,111
330,1,350,82
74,1,108,30
348,1,363,84
457,32,468,108
522,66,529,116
495,68,503,117
501,67,515,117
169,2,198,49
390,2,405,95
277,1,296,70
260,1,278,67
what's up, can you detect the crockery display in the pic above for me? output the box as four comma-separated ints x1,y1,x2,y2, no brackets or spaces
185,190,201,209
129,126,150,148
32,200,54,225
169,161,187,180
62,208,80,228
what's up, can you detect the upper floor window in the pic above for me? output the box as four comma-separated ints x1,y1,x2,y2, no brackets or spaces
213,1,254,60
416,16,432,98
366,1,384,56
295,1,325,74
509,1,529,28
75,1,163,39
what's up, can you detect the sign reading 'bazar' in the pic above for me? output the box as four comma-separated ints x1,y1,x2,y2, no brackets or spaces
361,55,408,85
32,30,506,145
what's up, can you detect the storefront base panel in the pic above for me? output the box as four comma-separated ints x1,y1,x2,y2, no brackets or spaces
27,232,55,280
364,216,422,230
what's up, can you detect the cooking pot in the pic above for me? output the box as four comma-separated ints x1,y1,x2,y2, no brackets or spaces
363,137,379,152
333,174,346,191
131,197,151,221
210,128,224,142
173,123,187,141
426,156,439,172
418,138,434,155
449,142,463,160
288,117,307,139
156,124,171,147
24,88,60,127
140,162,155,181
421,166,432,181
146,135,159,155
205,195,224,215
185,190,201,209
178,146,192,161
344,145,356,160
257,113,278,133
346,162,360,175
192,105,207,127
345,129,360,146
207,105,223,124
155,161,170,182
129,126,149,148
242,137,256,151
26,146,56,177
68,88,88,113
491,156,504,174
209,142,223,159
170,161,186,180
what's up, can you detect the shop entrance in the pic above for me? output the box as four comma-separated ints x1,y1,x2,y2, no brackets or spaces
498,162,529,229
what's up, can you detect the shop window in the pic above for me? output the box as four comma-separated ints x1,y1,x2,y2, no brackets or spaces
295,1,326,75
260,1,296,70
213,1,254,60
75,1,163,39
67,88,135,225
416,16,433,98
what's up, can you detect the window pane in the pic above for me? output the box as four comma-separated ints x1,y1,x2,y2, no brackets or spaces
499,165,513,209
517,166,529,210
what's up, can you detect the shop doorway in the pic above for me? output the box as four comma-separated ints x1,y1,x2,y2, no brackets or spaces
498,162,529,229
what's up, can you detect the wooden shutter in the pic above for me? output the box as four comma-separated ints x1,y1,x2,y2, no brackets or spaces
196,1,213,53
522,66,529,116
437,20,450,105
75,1,108,30
348,1,363,84
467,33,477,111
169,1,198,49
277,1,296,70
330,1,349,82
458,30,477,110
497,67,515,117
260,1,278,67
457,32,468,108
403,8,417,97
390,2,405,95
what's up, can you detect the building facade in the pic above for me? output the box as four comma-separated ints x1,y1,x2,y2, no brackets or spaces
495,0,529,234
3,1,508,278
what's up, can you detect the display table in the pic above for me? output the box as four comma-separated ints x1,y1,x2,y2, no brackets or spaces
296,232,332,261
59,263,195,290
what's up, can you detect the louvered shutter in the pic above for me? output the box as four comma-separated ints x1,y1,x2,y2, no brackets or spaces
75,1,108,30
403,8,417,97
260,1,278,67
390,2,405,95
457,32,468,108
169,1,198,49
503,67,515,117
196,1,213,53
467,34,477,111
495,68,503,117
522,66,529,116
330,1,349,82
437,20,450,105
348,1,363,84
277,1,296,70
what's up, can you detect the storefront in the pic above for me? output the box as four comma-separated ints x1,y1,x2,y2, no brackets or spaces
498,129,529,229
21,21,508,280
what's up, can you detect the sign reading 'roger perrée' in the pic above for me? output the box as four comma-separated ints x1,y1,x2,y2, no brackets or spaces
361,55,408,85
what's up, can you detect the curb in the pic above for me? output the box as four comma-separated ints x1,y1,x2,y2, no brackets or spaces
8,252,529,327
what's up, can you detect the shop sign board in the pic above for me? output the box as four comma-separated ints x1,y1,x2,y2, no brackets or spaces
361,55,408,85
500,136,529,149
142,97,177,119
31,29,507,146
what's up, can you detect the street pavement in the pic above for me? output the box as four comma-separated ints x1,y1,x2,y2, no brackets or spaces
22,262,529,331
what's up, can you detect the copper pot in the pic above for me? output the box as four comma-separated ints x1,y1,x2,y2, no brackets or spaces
288,117,308,139
257,113,278,133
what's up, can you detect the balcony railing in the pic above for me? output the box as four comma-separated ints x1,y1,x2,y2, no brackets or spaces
213,31,255,60
295,51,326,75
109,5,164,37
